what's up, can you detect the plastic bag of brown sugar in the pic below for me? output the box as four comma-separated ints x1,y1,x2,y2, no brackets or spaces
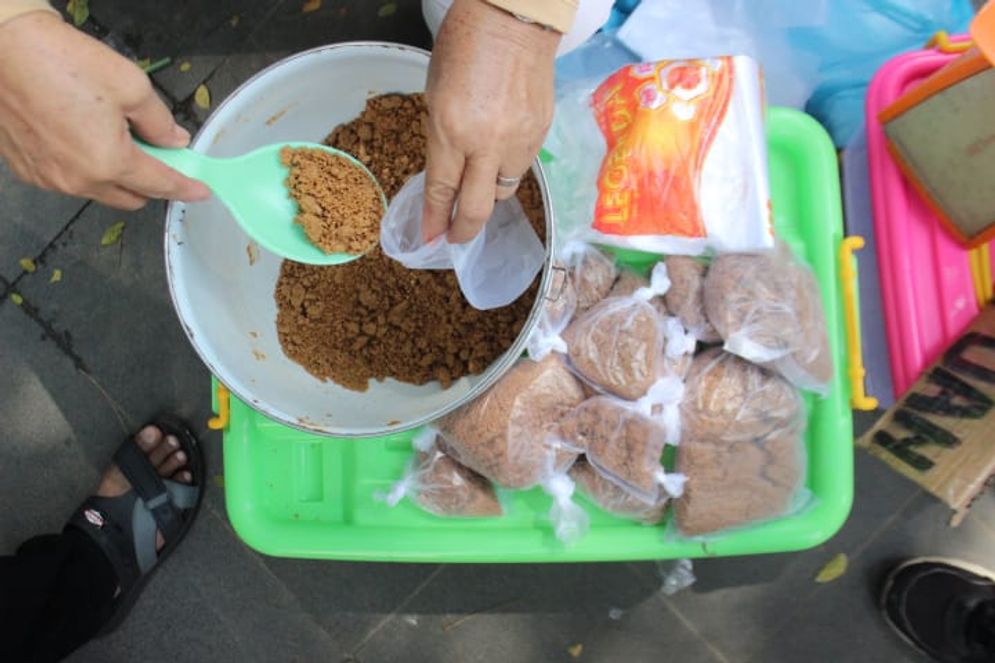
561,241,618,314
562,263,671,400
664,256,720,343
704,241,833,394
382,429,503,518
436,355,586,490
674,424,808,536
526,261,578,362
557,378,687,503
570,458,669,524
379,172,545,310
681,348,805,444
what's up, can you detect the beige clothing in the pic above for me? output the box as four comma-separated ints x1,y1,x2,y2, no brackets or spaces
0,0,57,26
484,0,578,33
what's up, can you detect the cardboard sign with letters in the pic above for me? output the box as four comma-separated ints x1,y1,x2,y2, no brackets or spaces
859,304,995,525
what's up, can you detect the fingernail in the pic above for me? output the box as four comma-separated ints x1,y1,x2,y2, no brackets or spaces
167,436,179,448
172,125,191,145
175,451,186,463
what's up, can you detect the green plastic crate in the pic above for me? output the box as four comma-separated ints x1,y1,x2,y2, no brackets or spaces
217,107,854,562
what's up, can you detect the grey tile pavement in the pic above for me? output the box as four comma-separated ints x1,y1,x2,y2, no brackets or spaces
0,162,87,282
357,563,725,663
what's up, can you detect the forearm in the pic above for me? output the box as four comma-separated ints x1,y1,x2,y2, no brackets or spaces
0,0,58,26
484,0,578,33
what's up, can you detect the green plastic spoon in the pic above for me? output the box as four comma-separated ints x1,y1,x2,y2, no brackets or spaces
138,140,387,266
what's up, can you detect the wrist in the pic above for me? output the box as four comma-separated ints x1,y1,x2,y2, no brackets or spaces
482,0,577,34
466,0,562,54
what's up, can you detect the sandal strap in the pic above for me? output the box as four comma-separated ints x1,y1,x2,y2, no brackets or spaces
113,440,184,543
131,480,199,573
68,494,144,588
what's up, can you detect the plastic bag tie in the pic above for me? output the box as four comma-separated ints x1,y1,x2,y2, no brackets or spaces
542,473,591,546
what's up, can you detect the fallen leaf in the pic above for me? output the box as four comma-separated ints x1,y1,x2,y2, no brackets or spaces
19,258,36,273
141,57,172,75
378,2,397,17
815,553,848,584
567,644,583,659
50,269,63,284
66,0,89,26
10,293,23,306
302,0,321,13
101,221,126,247
229,14,240,27
179,61,192,73
194,84,211,110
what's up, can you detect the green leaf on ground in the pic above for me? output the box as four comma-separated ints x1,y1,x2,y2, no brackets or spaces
10,293,23,306
19,258,36,273
567,644,583,659
101,221,126,247
179,61,192,73
815,553,848,583
378,3,398,17
50,269,62,284
140,57,172,75
194,84,211,110
67,0,89,26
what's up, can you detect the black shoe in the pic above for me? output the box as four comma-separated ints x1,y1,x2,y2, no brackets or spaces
881,558,995,663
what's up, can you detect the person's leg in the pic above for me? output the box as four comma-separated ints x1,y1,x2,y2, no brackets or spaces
0,424,199,663
1,530,118,662
881,558,995,663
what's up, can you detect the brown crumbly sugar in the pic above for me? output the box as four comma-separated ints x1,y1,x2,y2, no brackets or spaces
275,94,547,391
281,146,382,255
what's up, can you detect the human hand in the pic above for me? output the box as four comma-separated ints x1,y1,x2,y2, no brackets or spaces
0,12,210,210
423,0,560,243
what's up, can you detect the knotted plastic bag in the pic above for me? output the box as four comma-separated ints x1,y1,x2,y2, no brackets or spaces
675,348,808,535
382,429,504,518
557,377,687,503
704,241,833,394
570,458,670,524
436,356,586,490
563,262,671,400
380,172,545,310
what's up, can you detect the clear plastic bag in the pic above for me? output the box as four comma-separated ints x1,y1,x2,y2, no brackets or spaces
562,263,671,400
562,241,619,314
675,348,807,535
545,57,774,256
675,423,807,536
703,241,833,395
542,472,591,546
663,256,720,343
570,458,669,524
436,356,585,490
526,261,578,362
382,429,503,518
379,172,545,310
680,348,804,443
557,381,686,503
661,315,698,378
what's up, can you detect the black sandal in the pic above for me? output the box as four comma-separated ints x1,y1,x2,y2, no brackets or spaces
66,414,205,635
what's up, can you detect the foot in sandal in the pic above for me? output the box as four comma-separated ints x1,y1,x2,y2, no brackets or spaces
68,415,205,633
